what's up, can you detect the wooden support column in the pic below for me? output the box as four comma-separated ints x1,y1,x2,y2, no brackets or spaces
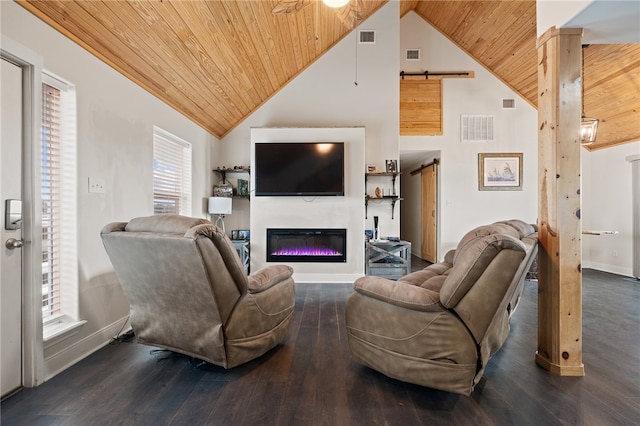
536,27,585,376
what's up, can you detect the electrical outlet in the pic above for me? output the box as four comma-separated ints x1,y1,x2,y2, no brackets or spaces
88,177,105,194
613,250,619,258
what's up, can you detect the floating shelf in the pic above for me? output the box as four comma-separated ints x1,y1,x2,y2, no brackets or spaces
213,167,250,198
365,172,401,219
365,196,403,220
213,167,250,184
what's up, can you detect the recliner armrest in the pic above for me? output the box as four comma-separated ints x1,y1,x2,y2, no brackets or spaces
443,249,455,264
353,276,444,312
248,265,294,293
100,222,127,234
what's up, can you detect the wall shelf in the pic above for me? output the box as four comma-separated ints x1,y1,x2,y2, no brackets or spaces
365,172,401,219
213,167,250,184
214,167,250,198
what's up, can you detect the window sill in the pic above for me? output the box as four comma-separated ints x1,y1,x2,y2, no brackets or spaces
43,317,87,348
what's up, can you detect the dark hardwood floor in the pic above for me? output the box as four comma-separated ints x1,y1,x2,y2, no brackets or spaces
2,269,639,425
411,254,432,272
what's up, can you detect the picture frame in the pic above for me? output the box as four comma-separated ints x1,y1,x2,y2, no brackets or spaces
385,160,397,173
231,230,239,240
237,230,250,240
237,179,249,197
478,153,523,191
367,165,377,173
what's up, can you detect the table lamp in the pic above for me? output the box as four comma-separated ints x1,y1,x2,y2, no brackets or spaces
208,197,232,232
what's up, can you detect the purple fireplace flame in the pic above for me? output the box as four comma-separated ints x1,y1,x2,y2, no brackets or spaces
272,247,343,257
267,228,347,263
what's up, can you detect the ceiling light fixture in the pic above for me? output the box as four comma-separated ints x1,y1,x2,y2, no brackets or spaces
580,44,598,146
323,0,349,8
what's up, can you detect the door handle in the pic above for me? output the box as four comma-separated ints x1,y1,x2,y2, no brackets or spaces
5,199,22,230
5,238,24,249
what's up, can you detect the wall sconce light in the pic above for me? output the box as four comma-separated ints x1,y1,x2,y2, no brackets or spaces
323,0,350,8
580,116,599,145
208,197,232,232
580,44,598,146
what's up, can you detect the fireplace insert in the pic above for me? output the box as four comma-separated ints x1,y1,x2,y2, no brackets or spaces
267,228,347,263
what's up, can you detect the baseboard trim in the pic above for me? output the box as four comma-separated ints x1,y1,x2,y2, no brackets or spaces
582,262,633,278
293,273,362,283
43,316,130,382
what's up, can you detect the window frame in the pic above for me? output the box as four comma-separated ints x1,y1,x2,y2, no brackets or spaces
40,71,84,343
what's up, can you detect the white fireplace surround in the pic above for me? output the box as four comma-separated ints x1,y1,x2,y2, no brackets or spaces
250,127,366,283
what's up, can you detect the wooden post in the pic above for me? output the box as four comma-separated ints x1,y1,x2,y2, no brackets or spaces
536,27,585,376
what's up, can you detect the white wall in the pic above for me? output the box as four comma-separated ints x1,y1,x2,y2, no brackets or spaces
250,128,365,283
537,0,592,37
583,141,640,276
399,12,539,258
1,2,216,381
218,2,400,242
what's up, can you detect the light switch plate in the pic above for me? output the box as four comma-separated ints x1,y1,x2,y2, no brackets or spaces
88,177,105,194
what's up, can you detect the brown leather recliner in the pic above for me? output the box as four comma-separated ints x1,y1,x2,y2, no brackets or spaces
345,219,538,395
101,215,295,369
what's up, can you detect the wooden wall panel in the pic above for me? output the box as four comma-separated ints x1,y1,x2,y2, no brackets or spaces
400,79,443,136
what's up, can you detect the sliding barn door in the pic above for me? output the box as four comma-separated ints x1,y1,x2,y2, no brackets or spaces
421,163,437,263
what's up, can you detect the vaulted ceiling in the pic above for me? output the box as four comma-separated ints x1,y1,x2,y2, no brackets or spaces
17,0,640,150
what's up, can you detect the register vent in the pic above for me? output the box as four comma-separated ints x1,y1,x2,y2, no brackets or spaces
502,98,516,109
406,49,420,61
461,115,495,143
359,30,376,44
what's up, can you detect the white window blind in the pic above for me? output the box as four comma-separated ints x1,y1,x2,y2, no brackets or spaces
153,127,192,215
41,73,78,324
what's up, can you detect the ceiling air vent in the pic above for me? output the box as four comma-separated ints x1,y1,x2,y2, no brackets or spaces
461,115,495,143
359,30,376,44
406,49,420,61
502,98,516,109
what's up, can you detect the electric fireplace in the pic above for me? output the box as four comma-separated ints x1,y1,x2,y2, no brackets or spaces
267,228,347,263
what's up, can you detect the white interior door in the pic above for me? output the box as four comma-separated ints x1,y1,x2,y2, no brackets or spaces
1,57,24,398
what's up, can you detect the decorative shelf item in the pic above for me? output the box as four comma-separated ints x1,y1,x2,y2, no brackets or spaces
214,166,250,199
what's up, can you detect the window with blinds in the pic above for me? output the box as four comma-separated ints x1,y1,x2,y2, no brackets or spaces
41,73,78,325
153,127,192,216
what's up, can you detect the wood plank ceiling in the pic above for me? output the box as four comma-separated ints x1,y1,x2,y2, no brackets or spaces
17,0,640,150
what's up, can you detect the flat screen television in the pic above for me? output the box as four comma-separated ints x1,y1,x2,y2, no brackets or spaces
255,142,345,196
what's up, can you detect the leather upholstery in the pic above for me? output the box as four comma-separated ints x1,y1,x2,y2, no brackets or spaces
101,214,295,368
345,219,538,395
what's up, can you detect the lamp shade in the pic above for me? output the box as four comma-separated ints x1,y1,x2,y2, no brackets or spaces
208,197,232,215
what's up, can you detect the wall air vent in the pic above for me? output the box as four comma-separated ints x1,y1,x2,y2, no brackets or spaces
461,115,495,143
406,49,420,61
359,30,376,44
502,98,516,109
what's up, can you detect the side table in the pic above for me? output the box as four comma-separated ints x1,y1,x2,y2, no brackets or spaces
232,240,250,274
365,240,411,280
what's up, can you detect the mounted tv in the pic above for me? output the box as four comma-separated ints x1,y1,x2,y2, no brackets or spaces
255,142,345,196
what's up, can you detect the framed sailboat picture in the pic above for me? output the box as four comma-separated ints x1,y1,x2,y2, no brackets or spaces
478,153,523,191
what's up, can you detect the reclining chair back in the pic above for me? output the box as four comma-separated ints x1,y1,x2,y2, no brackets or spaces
440,220,537,381
101,215,250,366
